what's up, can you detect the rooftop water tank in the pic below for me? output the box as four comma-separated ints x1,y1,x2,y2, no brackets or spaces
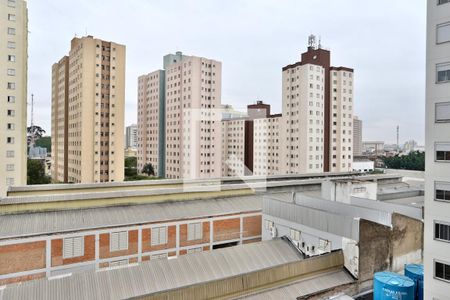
374,272,415,300
405,264,424,300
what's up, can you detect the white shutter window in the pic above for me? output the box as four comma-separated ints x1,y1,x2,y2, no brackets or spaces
188,223,202,241
63,237,84,259
151,227,167,246
437,62,450,82
110,259,128,267
436,142,450,152
436,181,450,191
436,102,450,122
110,231,128,251
150,253,168,260
187,247,203,254
437,22,450,44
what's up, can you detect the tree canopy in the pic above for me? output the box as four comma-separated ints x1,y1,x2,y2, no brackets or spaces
27,159,51,185
383,151,425,171
35,136,51,152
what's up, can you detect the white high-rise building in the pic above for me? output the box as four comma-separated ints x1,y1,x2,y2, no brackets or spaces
125,124,138,148
0,0,28,196
281,37,354,174
424,0,450,298
353,116,363,156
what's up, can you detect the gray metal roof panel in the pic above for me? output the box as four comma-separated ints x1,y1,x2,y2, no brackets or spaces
0,195,263,239
0,239,301,300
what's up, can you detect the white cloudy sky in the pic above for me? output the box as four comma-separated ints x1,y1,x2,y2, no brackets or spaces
27,0,426,144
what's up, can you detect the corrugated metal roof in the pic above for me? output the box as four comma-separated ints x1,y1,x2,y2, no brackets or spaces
0,195,262,239
351,196,422,220
0,239,302,300
263,197,360,241
236,269,354,299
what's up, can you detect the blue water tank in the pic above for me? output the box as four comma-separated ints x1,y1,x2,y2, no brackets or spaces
374,272,415,300
404,264,424,300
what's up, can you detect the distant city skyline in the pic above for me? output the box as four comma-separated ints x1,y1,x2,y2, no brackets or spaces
27,0,426,144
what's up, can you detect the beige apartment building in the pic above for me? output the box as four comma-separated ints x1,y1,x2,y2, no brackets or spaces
221,118,246,177
253,115,281,176
424,0,450,298
281,36,354,174
51,36,125,183
0,0,28,196
138,52,222,180
353,115,363,156
137,70,165,177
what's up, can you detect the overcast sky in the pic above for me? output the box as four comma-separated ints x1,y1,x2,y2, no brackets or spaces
27,0,426,144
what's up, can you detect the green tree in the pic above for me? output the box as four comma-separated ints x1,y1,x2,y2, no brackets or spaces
27,159,51,185
383,151,425,171
35,136,51,153
27,125,46,146
124,157,138,177
142,163,155,176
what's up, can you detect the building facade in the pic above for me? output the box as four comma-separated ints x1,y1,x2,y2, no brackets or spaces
281,37,354,175
137,70,165,177
0,0,28,196
51,36,125,183
353,116,363,156
125,124,137,148
424,0,450,298
138,52,222,179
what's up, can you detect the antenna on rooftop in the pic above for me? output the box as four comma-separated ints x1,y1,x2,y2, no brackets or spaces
308,34,317,49
318,36,322,49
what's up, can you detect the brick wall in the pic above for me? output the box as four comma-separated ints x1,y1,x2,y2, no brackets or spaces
99,229,138,258
179,222,210,247
243,215,262,238
0,241,45,275
51,235,95,267
213,218,240,242
142,225,176,253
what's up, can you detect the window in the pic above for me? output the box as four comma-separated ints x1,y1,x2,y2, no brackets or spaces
150,253,168,260
436,102,450,122
6,151,14,158
151,226,167,246
187,247,203,254
187,222,202,241
7,123,15,130
436,143,450,161
437,63,450,83
6,178,14,186
7,110,15,117
7,96,15,103
435,222,450,242
436,182,450,202
7,82,15,90
6,164,14,171
63,237,84,258
437,22,450,44
8,14,16,21
438,0,450,4
290,229,301,241
8,55,16,62
353,187,367,193
7,0,16,7
7,137,14,144
110,231,128,252
264,220,274,230
435,260,450,282
7,41,15,49
7,69,15,76
7,28,16,35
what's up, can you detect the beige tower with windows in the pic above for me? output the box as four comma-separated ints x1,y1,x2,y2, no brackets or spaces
0,0,28,196
51,36,125,183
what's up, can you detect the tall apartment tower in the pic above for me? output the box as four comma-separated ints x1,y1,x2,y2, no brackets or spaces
281,36,354,174
51,36,126,183
0,0,28,196
138,52,222,179
125,124,138,148
353,116,363,156
424,0,450,298
137,70,165,177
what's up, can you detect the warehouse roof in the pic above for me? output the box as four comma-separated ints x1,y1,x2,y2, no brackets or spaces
237,269,354,299
0,195,263,239
0,239,303,300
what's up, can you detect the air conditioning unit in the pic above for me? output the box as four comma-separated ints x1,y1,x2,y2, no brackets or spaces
270,226,278,238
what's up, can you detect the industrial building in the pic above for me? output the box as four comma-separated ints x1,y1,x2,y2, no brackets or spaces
0,172,424,298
